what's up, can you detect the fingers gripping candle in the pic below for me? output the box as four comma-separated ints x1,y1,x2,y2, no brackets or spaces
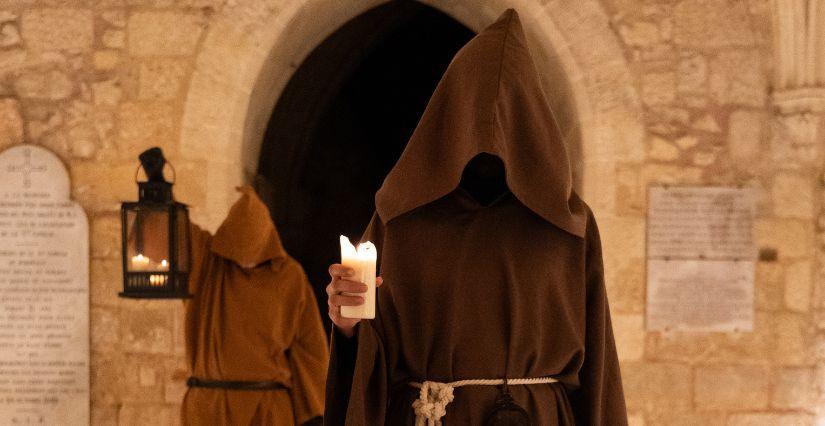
340,235,377,319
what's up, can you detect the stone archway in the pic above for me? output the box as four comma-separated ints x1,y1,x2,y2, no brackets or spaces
179,0,643,230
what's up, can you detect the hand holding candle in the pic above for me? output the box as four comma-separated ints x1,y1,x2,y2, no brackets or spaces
326,236,381,337
339,235,377,319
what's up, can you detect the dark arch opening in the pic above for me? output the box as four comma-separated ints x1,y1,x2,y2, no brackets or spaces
256,1,474,332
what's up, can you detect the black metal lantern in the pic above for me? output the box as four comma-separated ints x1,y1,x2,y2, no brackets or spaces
119,147,191,299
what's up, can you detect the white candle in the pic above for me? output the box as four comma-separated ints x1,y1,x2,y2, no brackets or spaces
131,254,151,271
339,235,377,319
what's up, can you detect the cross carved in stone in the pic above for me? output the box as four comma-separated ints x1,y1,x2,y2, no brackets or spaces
6,148,47,189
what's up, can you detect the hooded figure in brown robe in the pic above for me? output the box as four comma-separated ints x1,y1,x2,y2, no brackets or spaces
182,186,329,425
324,9,627,425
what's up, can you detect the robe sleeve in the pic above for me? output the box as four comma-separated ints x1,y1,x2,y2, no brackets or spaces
287,272,331,425
324,212,391,425
186,222,212,296
569,207,628,425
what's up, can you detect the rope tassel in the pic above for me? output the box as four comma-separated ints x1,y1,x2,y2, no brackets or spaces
409,377,558,425
412,381,455,426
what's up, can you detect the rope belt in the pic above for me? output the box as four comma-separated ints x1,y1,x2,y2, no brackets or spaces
408,377,558,426
186,377,288,391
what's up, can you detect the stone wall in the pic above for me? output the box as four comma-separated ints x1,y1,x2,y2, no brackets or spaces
605,0,822,424
0,0,819,425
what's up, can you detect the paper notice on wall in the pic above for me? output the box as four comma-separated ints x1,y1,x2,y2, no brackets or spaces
646,259,754,332
646,186,756,332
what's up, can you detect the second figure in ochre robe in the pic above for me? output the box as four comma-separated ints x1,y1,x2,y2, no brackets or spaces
183,187,329,425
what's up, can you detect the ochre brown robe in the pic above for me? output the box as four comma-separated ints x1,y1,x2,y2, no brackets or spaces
182,186,329,425
325,9,627,425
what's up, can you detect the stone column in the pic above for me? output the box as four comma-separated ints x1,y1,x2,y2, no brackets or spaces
772,1,825,421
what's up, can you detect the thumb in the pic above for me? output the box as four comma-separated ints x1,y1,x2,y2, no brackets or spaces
376,276,383,287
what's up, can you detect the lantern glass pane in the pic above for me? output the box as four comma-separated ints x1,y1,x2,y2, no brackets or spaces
125,208,170,272
174,206,190,272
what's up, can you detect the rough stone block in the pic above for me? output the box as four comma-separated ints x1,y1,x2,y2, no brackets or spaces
0,23,20,48
90,258,123,307
622,362,692,413
94,50,120,71
772,173,814,219
14,69,73,100
673,0,756,48
90,352,122,405
91,404,118,426
709,50,767,107
784,260,812,312
677,54,707,93
138,59,189,100
771,312,812,366
90,213,121,259
613,314,645,361
92,79,123,107
72,160,135,213
21,8,93,52
102,29,125,49
117,102,176,159
647,136,680,161
121,307,174,354
753,219,813,259
728,110,766,164
727,413,814,426
641,72,677,106
771,367,815,409
691,114,721,133
610,258,645,314
117,404,173,425
770,114,822,168
619,21,660,46
128,12,204,56
645,312,773,365
694,365,769,410
0,97,23,148
755,262,783,311
91,306,120,349
645,411,726,426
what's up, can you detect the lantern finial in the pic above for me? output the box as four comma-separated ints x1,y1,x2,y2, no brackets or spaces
139,147,167,183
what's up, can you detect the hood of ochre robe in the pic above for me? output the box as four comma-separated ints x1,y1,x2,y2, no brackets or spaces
375,8,587,238
210,186,286,267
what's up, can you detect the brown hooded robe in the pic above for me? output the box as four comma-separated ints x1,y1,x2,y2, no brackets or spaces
182,186,329,425
325,9,627,426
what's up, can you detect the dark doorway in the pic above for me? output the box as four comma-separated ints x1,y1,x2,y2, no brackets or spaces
256,1,474,332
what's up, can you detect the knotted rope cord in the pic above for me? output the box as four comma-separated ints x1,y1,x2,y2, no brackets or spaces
408,377,559,426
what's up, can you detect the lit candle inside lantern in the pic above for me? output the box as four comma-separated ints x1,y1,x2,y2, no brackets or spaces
131,254,151,271
159,259,169,271
149,275,167,286
339,235,377,319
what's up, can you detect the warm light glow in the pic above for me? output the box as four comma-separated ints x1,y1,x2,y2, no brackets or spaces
160,259,169,270
130,254,152,271
149,275,168,287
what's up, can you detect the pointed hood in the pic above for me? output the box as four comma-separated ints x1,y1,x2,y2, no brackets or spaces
375,9,587,238
210,186,286,267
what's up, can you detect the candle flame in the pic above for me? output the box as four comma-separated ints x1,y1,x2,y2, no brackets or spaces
340,235,377,260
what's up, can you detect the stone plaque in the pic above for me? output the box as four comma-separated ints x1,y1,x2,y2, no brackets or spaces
0,145,89,425
646,186,756,332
